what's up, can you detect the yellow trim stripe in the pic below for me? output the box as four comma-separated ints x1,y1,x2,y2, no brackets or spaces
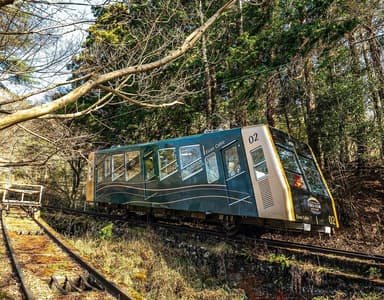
308,147,340,228
266,127,295,221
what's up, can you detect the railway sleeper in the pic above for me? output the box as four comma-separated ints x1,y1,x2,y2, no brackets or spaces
17,230,44,235
49,274,104,294
78,274,105,291
49,276,68,295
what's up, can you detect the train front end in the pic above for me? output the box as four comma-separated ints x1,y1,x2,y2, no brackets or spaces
242,125,338,233
269,127,339,233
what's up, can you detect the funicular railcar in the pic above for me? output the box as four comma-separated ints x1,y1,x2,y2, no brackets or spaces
85,125,339,233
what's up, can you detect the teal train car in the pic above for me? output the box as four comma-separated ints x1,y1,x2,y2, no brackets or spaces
85,125,339,233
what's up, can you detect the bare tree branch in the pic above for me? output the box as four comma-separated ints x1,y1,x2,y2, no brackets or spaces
98,84,184,108
41,74,132,119
0,20,93,35
0,74,91,105
0,0,237,130
41,89,113,119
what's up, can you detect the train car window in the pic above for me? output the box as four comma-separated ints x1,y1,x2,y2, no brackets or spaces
180,145,203,180
250,147,269,180
205,152,219,183
112,153,125,181
104,156,111,179
125,151,141,181
144,153,155,181
298,156,327,196
224,144,241,178
294,140,312,159
270,127,294,150
88,162,93,181
158,148,178,180
276,146,301,174
276,146,307,190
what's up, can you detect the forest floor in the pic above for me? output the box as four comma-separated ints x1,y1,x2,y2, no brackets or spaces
40,169,383,300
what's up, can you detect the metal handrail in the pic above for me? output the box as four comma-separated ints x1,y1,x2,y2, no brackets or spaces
0,182,44,207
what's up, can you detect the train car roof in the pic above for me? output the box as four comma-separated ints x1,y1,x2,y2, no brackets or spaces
94,124,268,154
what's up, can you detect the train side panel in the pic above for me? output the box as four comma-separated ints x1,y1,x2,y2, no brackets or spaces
95,147,145,205
141,129,258,217
91,129,259,218
218,138,257,217
241,125,294,221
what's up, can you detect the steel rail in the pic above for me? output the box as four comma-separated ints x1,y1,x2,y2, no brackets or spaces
257,238,384,265
34,216,133,300
1,212,35,300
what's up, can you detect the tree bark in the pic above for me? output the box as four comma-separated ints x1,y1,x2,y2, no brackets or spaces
303,57,320,161
198,0,214,130
265,74,277,127
364,19,384,161
360,28,382,163
69,157,83,208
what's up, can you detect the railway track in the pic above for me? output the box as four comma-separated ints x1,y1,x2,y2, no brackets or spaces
246,235,384,286
156,222,384,287
256,236,384,265
43,206,384,290
45,206,384,262
1,208,133,300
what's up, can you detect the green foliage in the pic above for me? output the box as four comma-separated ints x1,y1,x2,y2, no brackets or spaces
367,267,381,279
268,253,292,270
353,292,384,300
100,223,113,240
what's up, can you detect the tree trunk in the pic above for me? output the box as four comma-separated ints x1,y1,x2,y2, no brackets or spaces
69,158,83,208
364,19,384,161
359,28,380,165
303,57,320,161
345,32,364,165
238,0,244,35
198,0,214,130
265,74,277,127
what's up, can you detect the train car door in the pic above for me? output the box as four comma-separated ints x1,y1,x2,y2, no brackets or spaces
221,141,254,216
143,150,158,203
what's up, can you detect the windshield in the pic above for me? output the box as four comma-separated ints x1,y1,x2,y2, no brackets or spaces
297,155,328,197
276,145,307,190
270,127,329,197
